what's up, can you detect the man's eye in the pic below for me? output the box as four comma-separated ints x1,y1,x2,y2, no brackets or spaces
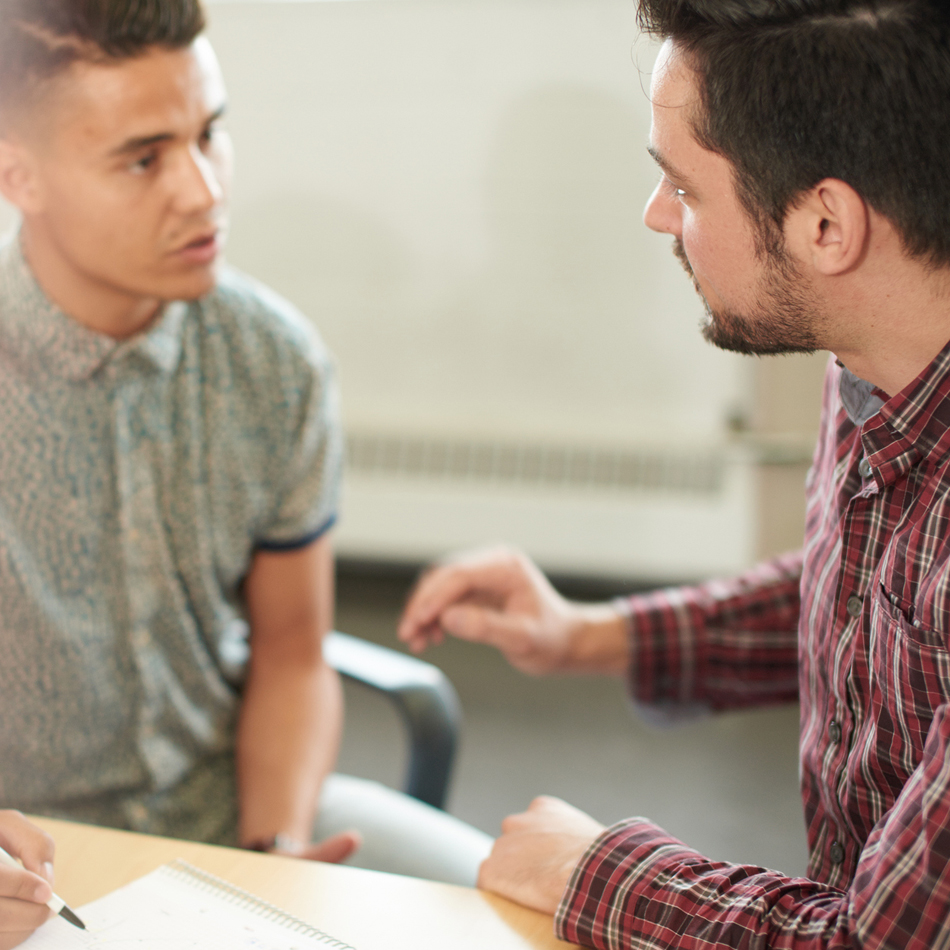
663,177,687,199
667,179,687,199
199,125,220,149
130,153,157,174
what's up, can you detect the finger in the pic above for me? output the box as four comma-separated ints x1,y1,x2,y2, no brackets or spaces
498,811,529,836
475,847,498,892
399,549,524,640
403,623,444,654
498,803,553,836
400,615,443,650
497,796,591,836
301,830,362,865
0,866,51,906
0,814,54,882
399,565,482,641
0,895,51,933
529,795,570,813
440,603,534,653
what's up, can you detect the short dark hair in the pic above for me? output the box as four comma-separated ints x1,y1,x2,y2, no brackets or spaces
0,0,206,123
638,0,950,267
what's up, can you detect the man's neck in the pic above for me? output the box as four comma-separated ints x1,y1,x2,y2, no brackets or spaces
824,255,950,399
21,223,162,340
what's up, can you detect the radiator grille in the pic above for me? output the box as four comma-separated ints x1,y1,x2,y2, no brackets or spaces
345,432,723,495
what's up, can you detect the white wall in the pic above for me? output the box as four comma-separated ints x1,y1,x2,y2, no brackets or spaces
207,0,752,452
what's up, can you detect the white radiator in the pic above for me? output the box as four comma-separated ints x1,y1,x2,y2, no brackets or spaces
340,431,760,579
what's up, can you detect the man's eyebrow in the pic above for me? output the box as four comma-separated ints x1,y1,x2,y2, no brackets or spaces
110,130,173,156
109,104,228,157
647,145,693,187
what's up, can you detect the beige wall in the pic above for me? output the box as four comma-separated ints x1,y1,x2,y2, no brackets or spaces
206,0,752,453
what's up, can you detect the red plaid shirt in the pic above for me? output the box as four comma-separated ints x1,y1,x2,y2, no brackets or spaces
557,348,950,949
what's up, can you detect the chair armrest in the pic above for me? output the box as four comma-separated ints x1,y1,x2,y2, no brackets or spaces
324,630,461,810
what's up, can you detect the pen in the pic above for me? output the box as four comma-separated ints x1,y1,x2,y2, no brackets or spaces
0,843,85,930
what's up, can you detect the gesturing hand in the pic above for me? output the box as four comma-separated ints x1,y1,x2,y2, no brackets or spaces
477,797,606,915
0,811,55,950
398,546,630,676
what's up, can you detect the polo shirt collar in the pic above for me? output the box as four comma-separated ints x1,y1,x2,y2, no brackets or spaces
116,299,187,376
0,234,187,382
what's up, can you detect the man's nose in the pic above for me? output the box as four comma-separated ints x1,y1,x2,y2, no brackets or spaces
173,145,224,215
643,180,681,237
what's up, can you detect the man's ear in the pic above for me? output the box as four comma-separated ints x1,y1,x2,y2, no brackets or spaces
785,178,869,276
0,135,45,214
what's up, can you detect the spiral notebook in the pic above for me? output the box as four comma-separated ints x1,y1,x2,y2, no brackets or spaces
20,859,357,949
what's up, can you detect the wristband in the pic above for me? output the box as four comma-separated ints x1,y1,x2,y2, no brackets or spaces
242,833,305,854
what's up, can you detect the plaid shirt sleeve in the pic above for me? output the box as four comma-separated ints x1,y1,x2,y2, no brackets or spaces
555,702,950,950
625,551,802,714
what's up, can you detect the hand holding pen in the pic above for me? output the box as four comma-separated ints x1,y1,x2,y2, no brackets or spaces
0,810,84,948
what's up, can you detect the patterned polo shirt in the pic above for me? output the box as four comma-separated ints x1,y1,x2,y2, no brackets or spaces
0,236,341,840
557,345,950,950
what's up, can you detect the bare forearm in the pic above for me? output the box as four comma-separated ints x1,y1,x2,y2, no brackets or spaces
236,654,343,846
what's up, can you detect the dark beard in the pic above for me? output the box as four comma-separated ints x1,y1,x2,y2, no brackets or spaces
672,238,821,356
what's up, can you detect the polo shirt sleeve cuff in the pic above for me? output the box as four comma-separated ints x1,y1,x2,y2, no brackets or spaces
555,817,694,950
255,512,337,552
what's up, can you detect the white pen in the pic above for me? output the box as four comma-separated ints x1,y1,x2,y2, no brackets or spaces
0,843,85,930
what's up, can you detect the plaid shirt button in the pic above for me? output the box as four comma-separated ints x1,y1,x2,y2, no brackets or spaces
830,841,846,865
829,720,842,743
846,595,863,617
858,457,873,479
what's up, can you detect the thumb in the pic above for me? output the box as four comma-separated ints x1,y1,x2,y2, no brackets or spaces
441,603,534,651
303,830,362,865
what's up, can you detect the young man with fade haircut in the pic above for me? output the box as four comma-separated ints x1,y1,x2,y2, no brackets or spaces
400,0,950,947
0,2,490,939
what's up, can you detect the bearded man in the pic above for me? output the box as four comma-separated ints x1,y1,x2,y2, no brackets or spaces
400,2,950,947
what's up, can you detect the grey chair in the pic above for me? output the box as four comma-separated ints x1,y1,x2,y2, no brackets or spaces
323,631,461,811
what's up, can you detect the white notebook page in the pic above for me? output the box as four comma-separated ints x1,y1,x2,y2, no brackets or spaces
20,861,355,949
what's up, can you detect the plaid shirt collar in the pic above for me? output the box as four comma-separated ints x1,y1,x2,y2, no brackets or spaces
851,338,950,490
0,234,187,382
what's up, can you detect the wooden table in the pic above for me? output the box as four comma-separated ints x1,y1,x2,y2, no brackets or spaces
32,817,577,949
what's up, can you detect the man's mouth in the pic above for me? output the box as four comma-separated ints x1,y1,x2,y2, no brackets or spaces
173,230,222,264
672,238,703,297
181,231,217,251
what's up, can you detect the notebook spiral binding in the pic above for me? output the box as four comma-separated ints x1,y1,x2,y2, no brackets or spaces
165,859,357,949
